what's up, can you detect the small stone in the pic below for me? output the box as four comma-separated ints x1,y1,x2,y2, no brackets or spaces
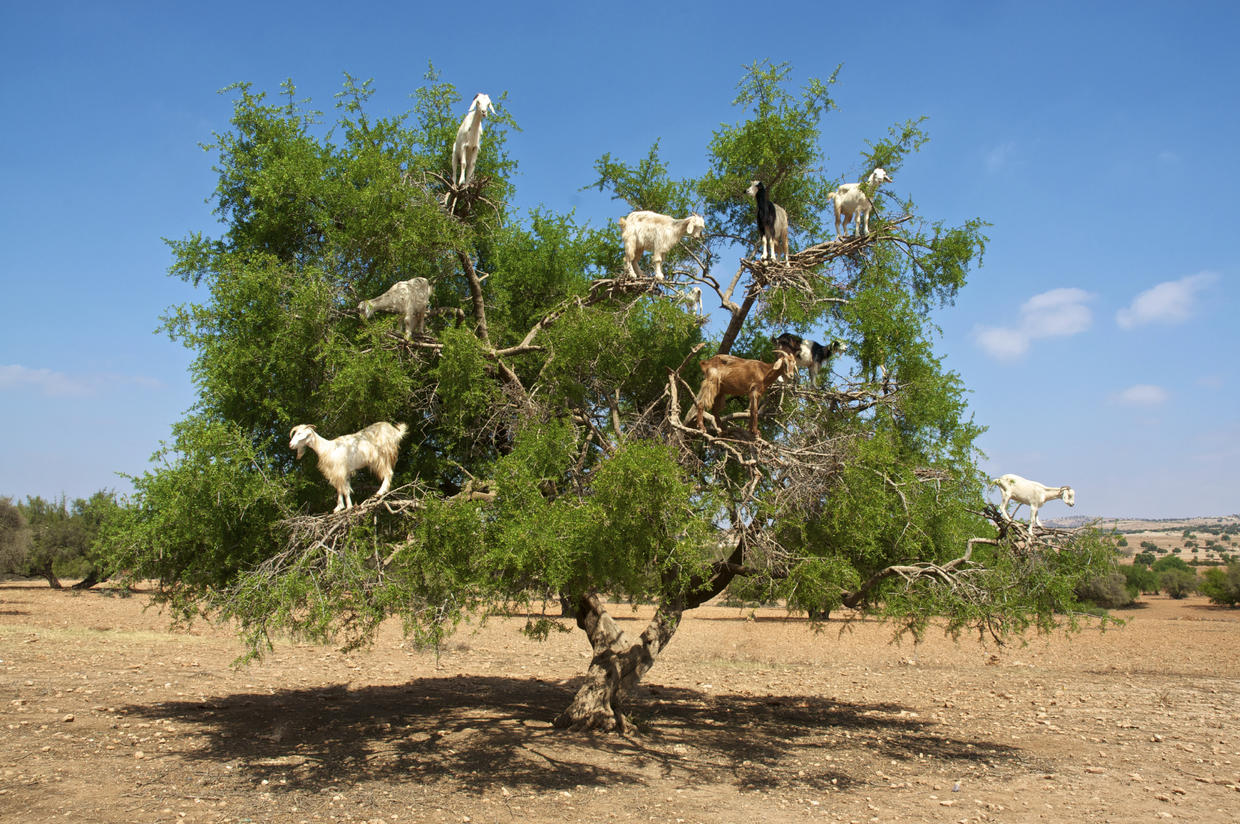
1155,793,1171,802
61,714,74,723
1086,767,1105,774
134,751,145,759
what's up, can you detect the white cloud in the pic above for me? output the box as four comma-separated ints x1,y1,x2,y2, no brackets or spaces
1116,272,1218,329
974,288,1094,361
984,140,1017,173
0,365,90,397
0,365,162,398
1115,384,1169,406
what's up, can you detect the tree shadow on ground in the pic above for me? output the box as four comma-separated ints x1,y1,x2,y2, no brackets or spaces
124,675,1026,796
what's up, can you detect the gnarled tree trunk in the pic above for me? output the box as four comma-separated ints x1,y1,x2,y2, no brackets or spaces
554,543,749,732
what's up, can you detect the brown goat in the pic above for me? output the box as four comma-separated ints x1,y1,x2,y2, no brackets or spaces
695,350,796,437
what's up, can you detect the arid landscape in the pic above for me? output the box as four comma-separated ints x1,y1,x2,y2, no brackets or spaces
2,580,1238,824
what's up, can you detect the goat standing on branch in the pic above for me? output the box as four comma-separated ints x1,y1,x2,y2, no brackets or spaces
617,210,705,281
773,332,848,385
991,473,1076,534
289,422,409,513
746,180,789,263
828,168,892,239
695,350,797,437
452,93,493,187
359,277,432,338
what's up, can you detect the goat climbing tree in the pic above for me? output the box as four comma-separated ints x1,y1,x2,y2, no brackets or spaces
105,63,1117,733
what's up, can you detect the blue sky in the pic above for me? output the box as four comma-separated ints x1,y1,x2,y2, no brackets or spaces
1,0,1236,518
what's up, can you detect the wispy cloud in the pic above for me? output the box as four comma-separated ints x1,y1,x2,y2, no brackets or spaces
974,288,1094,360
984,140,1017,173
1116,272,1218,329
0,364,162,398
1114,384,1169,406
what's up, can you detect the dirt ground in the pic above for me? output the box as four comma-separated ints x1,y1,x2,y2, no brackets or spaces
2,582,1238,824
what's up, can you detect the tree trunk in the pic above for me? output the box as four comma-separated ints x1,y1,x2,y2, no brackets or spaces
71,567,107,590
38,559,61,589
554,542,750,732
552,594,682,733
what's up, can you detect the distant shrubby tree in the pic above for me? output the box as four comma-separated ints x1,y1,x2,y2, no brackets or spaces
1133,551,1156,567
1122,564,1159,596
0,497,31,574
1200,563,1240,607
1158,568,1198,599
1075,573,1135,609
16,492,119,588
102,65,1118,731
1153,555,1191,574
1116,536,1128,547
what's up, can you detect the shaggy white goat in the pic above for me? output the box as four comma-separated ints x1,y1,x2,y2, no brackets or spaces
452,93,493,186
676,285,704,316
746,180,789,262
695,350,797,437
772,332,848,385
828,168,892,239
290,422,409,512
618,210,705,281
991,473,1076,533
359,277,432,337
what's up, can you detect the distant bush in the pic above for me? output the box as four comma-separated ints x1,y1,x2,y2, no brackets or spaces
1122,564,1159,596
1159,568,1199,599
1153,555,1191,574
1200,564,1240,607
1133,551,1156,567
1076,573,1136,609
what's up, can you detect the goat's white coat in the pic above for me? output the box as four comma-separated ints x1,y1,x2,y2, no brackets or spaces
359,277,432,337
991,473,1076,532
618,211,705,281
452,93,493,186
677,285,703,316
828,168,892,239
290,422,409,512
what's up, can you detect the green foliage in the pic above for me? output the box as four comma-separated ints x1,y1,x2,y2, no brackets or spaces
1133,551,1156,567
103,64,1112,666
9,492,119,584
1122,563,1159,596
1200,563,1240,606
0,497,31,574
1076,572,1136,609
1159,568,1198,599
1152,554,1191,573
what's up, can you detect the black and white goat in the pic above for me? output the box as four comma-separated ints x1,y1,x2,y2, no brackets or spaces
746,180,789,263
772,332,848,385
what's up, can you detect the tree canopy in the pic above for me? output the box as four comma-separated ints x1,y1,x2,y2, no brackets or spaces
104,62,1115,732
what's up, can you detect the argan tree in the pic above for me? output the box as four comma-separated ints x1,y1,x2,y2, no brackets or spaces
105,63,1114,732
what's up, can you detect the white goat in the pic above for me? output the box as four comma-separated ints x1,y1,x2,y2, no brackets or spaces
695,350,797,437
991,473,1076,533
828,168,892,239
452,93,493,186
746,180,789,262
676,285,703,316
289,422,409,512
359,277,432,337
618,210,705,281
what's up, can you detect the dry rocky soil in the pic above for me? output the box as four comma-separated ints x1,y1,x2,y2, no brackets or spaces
2,581,1238,823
